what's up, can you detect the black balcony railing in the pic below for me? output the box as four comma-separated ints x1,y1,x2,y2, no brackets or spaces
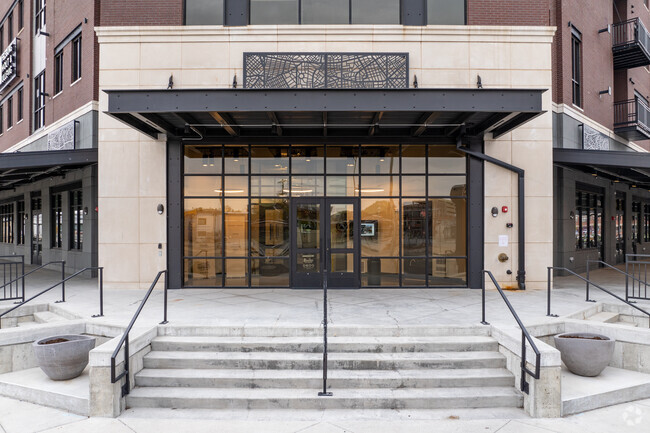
612,18,650,69
614,98,650,141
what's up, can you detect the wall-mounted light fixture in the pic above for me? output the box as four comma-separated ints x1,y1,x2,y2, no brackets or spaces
83,207,89,215
598,24,611,34
491,207,499,217
598,87,611,97
157,204,164,215
569,211,575,220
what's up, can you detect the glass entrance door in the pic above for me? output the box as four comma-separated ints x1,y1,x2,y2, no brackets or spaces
292,198,359,289
615,196,626,264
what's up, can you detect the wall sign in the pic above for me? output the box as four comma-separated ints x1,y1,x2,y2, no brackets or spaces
0,39,17,93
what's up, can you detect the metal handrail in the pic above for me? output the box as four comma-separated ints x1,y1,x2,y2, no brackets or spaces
481,270,540,394
0,255,24,302
626,254,650,302
0,266,104,329
318,267,332,397
110,271,168,397
586,260,647,302
0,261,66,297
547,267,650,328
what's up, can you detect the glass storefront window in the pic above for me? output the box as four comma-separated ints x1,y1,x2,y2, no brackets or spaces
351,0,400,24
428,176,466,197
185,0,224,25
291,146,324,173
428,145,466,174
251,146,289,174
327,146,360,174
251,199,289,257
251,176,289,197
184,199,222,257
182,144,468,289
361,145,399,174
184,176,222,197
250,0,299,24
184,146,222,174
361,198,399,256
302,0,349,24
427,0,466,25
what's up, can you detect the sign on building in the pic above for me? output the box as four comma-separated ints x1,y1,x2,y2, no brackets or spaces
47,121,76,151
0,39,17,93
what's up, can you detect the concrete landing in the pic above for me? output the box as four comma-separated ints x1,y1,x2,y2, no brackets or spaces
562,365,650,416
0,367,89,416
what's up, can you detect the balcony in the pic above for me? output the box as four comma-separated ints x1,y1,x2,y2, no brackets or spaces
614,98,650,141
612,18,650,70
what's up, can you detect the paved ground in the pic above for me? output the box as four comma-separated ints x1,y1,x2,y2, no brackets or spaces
1,264,649,432
0,394,648,432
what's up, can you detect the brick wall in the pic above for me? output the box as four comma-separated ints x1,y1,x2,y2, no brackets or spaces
467,0,550,26
99,0,183,26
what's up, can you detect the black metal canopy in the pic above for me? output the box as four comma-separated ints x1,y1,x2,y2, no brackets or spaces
105,88,545,141
0,149,97,191
554,148,650,188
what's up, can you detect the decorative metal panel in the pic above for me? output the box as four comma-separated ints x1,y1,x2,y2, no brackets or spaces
244,53,409,89
47,121,76,151
582,124,610,151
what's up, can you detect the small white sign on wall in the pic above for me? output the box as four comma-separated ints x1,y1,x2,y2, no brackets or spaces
498,235,509,247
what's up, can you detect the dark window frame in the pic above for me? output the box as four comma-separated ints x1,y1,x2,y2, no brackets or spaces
51,192,63,248
17,87,23,122
633,201,642,243
54,52,63,94
34,0,46,35
17,200,25,245
69,189,83,250
7,12,13,42
571,28,582,108
0,203,14,244
575,190,603,250
18,1,24,30
7,96,12,129
34,71,45,130
0,104,3,134
71,35,82,82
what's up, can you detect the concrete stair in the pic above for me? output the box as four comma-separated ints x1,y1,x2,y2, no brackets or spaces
127,329,523,411
587,312,639,327
33,311,68,324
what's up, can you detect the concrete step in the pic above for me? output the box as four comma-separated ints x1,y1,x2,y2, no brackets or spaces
587,312,619,323
150,335,498,354
143,351,507,370
135,367,515,389
614,321,638,327
126,386,523,410
16,320,39,328
33,311,67,324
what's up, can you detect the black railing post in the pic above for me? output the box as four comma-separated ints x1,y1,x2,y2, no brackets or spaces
547,267,558,317
21,257,25,302
626,259,630,302
481,271,489,325
59,261,66,303
520,330,529,394
318,270,332,397
93,267,104,318
123,334,130,397
160,271,169,325
586,261,595,302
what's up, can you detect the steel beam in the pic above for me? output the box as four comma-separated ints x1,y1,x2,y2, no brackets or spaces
209,112,240,136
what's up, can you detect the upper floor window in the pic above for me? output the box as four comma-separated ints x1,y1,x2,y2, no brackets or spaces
19,1,24,30
1,26,4,51
250,0,400,25
7,96,12,129
54,52,63,94
34,0,46,35
71,35,82,82
185,0,224,25
571,28,582,108
17,87,23,122
7,13,13,41
34,71,45,130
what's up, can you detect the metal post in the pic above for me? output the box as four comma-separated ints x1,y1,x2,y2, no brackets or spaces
318,269,332,397
520,330,529,394
93,268,104,318
160,271,169,325
481,271,489,325
60,262,66,302
586,261,595,302
21,258,25,302
123,334,130,397
547,267,558,317
626,260,630,302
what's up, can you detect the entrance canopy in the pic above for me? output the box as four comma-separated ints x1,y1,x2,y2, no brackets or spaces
105,88,544,140
554,148,650,188
0,149,97,191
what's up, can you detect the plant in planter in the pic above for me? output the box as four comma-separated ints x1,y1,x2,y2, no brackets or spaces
553,332,615,377
33,335,96,381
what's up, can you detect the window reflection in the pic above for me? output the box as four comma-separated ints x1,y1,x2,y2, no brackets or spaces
361,198,399,256
429,198,466,257
251,199,289,257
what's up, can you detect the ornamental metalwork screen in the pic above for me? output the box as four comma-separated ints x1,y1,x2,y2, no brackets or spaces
244,53,409,89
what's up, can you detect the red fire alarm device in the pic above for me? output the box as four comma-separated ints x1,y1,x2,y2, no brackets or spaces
502,206,508,213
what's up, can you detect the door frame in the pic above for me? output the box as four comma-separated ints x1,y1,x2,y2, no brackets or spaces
290,197,360,289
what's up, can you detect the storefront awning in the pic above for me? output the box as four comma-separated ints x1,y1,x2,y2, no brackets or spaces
554,148,650,188
105,88,545,141
0,149,97,191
